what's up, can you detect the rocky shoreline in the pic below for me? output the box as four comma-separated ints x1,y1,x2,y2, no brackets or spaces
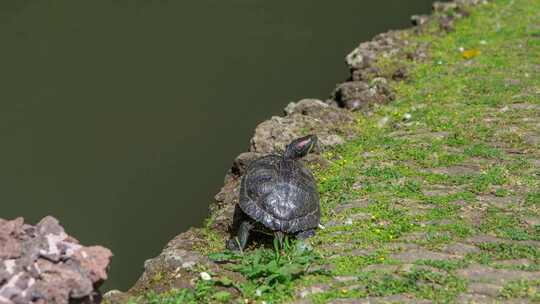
100,1,492,302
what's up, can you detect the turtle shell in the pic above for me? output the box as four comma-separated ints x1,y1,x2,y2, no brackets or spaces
239,155,320,233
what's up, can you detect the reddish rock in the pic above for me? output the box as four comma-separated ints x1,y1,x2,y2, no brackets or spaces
0,218,25,259
73,247,113,284
0,217,112,304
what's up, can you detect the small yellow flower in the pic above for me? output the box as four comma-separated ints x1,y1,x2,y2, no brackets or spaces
462,49,481,59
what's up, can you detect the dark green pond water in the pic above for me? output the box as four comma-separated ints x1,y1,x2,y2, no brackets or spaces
1,0,438,290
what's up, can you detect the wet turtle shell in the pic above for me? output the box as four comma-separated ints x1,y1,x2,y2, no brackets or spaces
238,153,320,233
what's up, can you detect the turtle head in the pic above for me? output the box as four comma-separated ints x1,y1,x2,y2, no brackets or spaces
284,135,318,160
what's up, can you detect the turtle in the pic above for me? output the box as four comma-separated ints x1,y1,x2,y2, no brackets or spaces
226,135,320,251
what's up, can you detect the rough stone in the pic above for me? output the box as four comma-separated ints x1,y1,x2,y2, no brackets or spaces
289,300,312,304
333,276,358,283
524,133,540,146
364,264,401,274
0,217,112,304
458,204,488,227
508,103,539,110
441,243,481,256
495,259,535,268
439,15,456,32
429,165,480,176
398,232,429,242
329,294,432,304
390,248,459,263
407,131,450,141
332,79,394,111
284,99,329,116
346,30,408,72
303,153,331,169
0,218,24,260
423,185,462,196
392,66,409,81
102,290,129,304
250,101,354,154
456,265,540,285
424,219,454,226
524,216,540,227
345,213,372,225
73,247,112,284
128,228,245,297
395,199,435,215
455,293,497,304
385,242,421,251
297,283,332,298
349,248,376,257
411,15,430,26
466,234,540,248
465,234,510,245
467,282,503,297
335,199,372,213
477,195,517,209
433,1,458,13
320,241,356,251
214,177,239,208
307,263,335,274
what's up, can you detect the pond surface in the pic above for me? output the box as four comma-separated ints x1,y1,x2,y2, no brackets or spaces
1,0,438,290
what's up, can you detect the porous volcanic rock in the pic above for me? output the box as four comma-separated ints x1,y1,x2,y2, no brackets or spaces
345,30,411,82
126,228,244,300
332,78,395,111
250,98,354,155
0,217,112,304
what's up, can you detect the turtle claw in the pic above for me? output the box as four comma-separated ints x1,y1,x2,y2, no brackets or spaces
227,220,252,251
226,238,241,251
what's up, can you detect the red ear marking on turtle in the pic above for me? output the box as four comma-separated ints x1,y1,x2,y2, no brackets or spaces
296,139,311,148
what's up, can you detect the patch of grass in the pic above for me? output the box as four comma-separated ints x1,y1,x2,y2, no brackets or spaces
208,238,324,303
525,191,540,206
500,279,540,301
469,166,507,193
480,208,539,241
127,280,215,304
416,259,469,272
477,243,540,261
464,143,503,159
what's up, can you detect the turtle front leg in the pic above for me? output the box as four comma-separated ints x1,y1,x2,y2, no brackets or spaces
274,231,285,249
226,220,253,251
